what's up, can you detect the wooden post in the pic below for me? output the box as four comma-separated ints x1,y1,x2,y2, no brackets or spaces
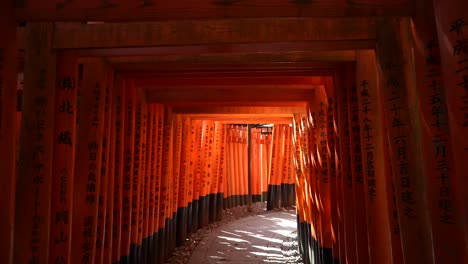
120,81,136,262
95,69,113,264
49,52,78,264
432,0,468,258
376,18,435,264
70,58,108,263
247,124,253,210
15,23,56,264
0,1,17,263
356,50,396,263
336,66,358,264
111,77,125,263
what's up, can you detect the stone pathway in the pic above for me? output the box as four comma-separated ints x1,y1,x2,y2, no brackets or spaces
188,208,303,264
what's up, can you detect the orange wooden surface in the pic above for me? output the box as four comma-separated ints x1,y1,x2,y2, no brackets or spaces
120,82,136,258
336,67,358,264
137,92,148,256
376,18,435,264
49,53,78,264
433,0,468,258
0,2,17,262
130,90,144,247
95,69,113,264
14,23,56,264
70,58,108,264
111,77,125,262
412,3,467,262
145,105,156,244
356,50,394,263
153,104,164,234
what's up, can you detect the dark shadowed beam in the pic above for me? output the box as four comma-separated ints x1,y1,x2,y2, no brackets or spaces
14,0,413,22
134,76,326,88
52,18,376,49
145,87,317,104
113,62,340,75
70,42,367,57
172,106,307,115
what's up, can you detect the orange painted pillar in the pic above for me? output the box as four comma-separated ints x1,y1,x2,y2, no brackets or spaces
336,66,358,264
70,58,108,263
217,124,227,218
102,72,116,264
136,93,148,263
209,121,221,221
176,117,191,244
0,2,17,262
14,23,56,264
111,77,125,263
412,1,468,261
159,107,174,262
433,0,468,258
49,53,78,264
376,18,434,264
152,104,164,262
356,50,395,264
95,70,113,264
120,82,136,262
129,89,144,263
143,104,155,263
171,115,183,248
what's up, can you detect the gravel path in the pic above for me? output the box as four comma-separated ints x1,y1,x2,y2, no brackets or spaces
164,203,303,264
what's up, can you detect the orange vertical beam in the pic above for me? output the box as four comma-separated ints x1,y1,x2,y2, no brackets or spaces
95,70,113,264
138,94,149,263
172,115,183,246
71,58,108,263
336,67,358,264
217,124,227,217
129,88,144,262
49,53,78,264
143,104,155,262
177,117,191,244
191,120,202,229
185,119,197,231
0,2,17,262
376,18,434,264
432,0,468,258
120,82,136,262
209,121,221,221
111,77,125,263
15,23,56,264
152,104,164,262
356,50,395,263
103,72,116,264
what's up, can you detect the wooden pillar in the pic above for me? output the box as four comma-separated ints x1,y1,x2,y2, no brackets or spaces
336,66,358,264
411,0,468,261
70,58,108,263
0,1,18,262
120,81,136,262
15,23,56,264
111,77,125,263
49,53,78,264
356,50,396,263
432,0,468,258
376,18,435,264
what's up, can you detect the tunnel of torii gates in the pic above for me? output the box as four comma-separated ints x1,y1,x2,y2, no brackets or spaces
1,0,468,264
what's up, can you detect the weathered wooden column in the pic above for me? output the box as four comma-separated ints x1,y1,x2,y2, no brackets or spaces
0,1,17,263
356,50,398,263
71,58,108,263
432,0,468,258
111,77,125,263
411,0,468,261
376,18,435,264
15,23,56,264
49,53,78,264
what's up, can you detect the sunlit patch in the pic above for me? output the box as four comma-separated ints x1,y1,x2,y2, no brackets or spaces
217,236,251,244
252,245,282,252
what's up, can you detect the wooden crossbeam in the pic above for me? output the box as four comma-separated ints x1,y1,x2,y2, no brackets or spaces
52,18,376,49
14,0,413,22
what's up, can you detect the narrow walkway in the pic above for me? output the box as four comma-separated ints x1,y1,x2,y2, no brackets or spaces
188,208,301,263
